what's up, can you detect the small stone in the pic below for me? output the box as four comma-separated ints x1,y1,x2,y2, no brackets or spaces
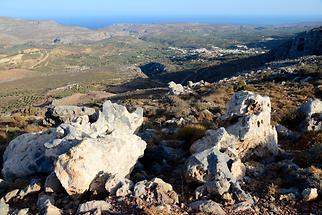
0,179,9,190
189,200,225,215
299,99,322,131
168,81,185,95
105,176,133,197
12,208,29,215
115,179,134,197
302,188,318,201
233,201,252,212
134,178,179,205
18,180,42,198
194,186,207,200
231,159,246,180
222,193,235,205
45,173,63,193
77,200,111,214
4,189,19,202
37,193,62,215
279,193,296,202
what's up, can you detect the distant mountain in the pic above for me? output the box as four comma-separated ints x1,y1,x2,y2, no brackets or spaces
271,26,322,59
0,17,110,46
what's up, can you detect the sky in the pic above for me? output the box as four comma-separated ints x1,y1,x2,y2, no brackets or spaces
1,0,322,18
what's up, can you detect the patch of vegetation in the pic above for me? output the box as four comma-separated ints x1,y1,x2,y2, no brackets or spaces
167,95,191,118
280,131,322,169
175,124,207,146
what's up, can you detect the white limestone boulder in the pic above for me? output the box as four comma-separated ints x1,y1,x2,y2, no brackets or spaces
185,91,277,204
102,100,143,134
225,91,279,158
190,127,237,154
186,132,246,198
2,129,57,180
299,99,322,131
2,100,146,190
168,81,185,95
54,133,146,195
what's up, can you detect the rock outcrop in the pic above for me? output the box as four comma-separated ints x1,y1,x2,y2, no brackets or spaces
54,134,145,195
168,80,209,96
225,91,279,158
271,26,322,59
186,128,251,202
168,81,185,95
2,101,146,196
299,99,322,131
44,106,97,126
186,91,279,204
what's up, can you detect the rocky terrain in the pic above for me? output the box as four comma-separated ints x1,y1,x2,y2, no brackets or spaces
0,18,321,214
0,52,320,214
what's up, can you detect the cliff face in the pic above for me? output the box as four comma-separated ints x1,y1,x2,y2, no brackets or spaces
272,27,322,59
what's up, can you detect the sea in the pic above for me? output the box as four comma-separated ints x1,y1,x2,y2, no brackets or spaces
16,15,322,29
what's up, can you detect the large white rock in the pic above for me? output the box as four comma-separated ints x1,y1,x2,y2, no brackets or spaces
185,91,277,204
54,133,146,195
186,131,247,198
2,129,57,180
299,99,322,131
102,100,143,134
190,127,237,154
168,81,185,95
2,100,146,190
225,91,279,158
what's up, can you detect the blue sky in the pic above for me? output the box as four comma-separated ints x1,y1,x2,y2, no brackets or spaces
1,0,322,18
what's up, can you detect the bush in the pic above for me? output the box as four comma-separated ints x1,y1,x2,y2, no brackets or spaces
234,80,247,91
175,124,207,146
297,64,320,77
167,96,191,118
293,131,322,168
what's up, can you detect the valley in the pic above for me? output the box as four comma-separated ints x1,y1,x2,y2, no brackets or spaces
0,17,321,113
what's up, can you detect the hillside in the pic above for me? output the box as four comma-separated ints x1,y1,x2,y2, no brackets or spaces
271,26,322,59
0,17,110,46
0,54,320,214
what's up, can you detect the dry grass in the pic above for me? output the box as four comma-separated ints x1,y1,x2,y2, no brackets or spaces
203,85,234,110
167,95,191,118
292,131,322,168
175,124,207,146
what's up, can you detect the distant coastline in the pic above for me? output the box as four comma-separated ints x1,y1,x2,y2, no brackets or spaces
5,15,322,29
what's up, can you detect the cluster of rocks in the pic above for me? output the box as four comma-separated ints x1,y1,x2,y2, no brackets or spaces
217,55,322,86
168,80,210,95
0,101,169,214
0,90,320,214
